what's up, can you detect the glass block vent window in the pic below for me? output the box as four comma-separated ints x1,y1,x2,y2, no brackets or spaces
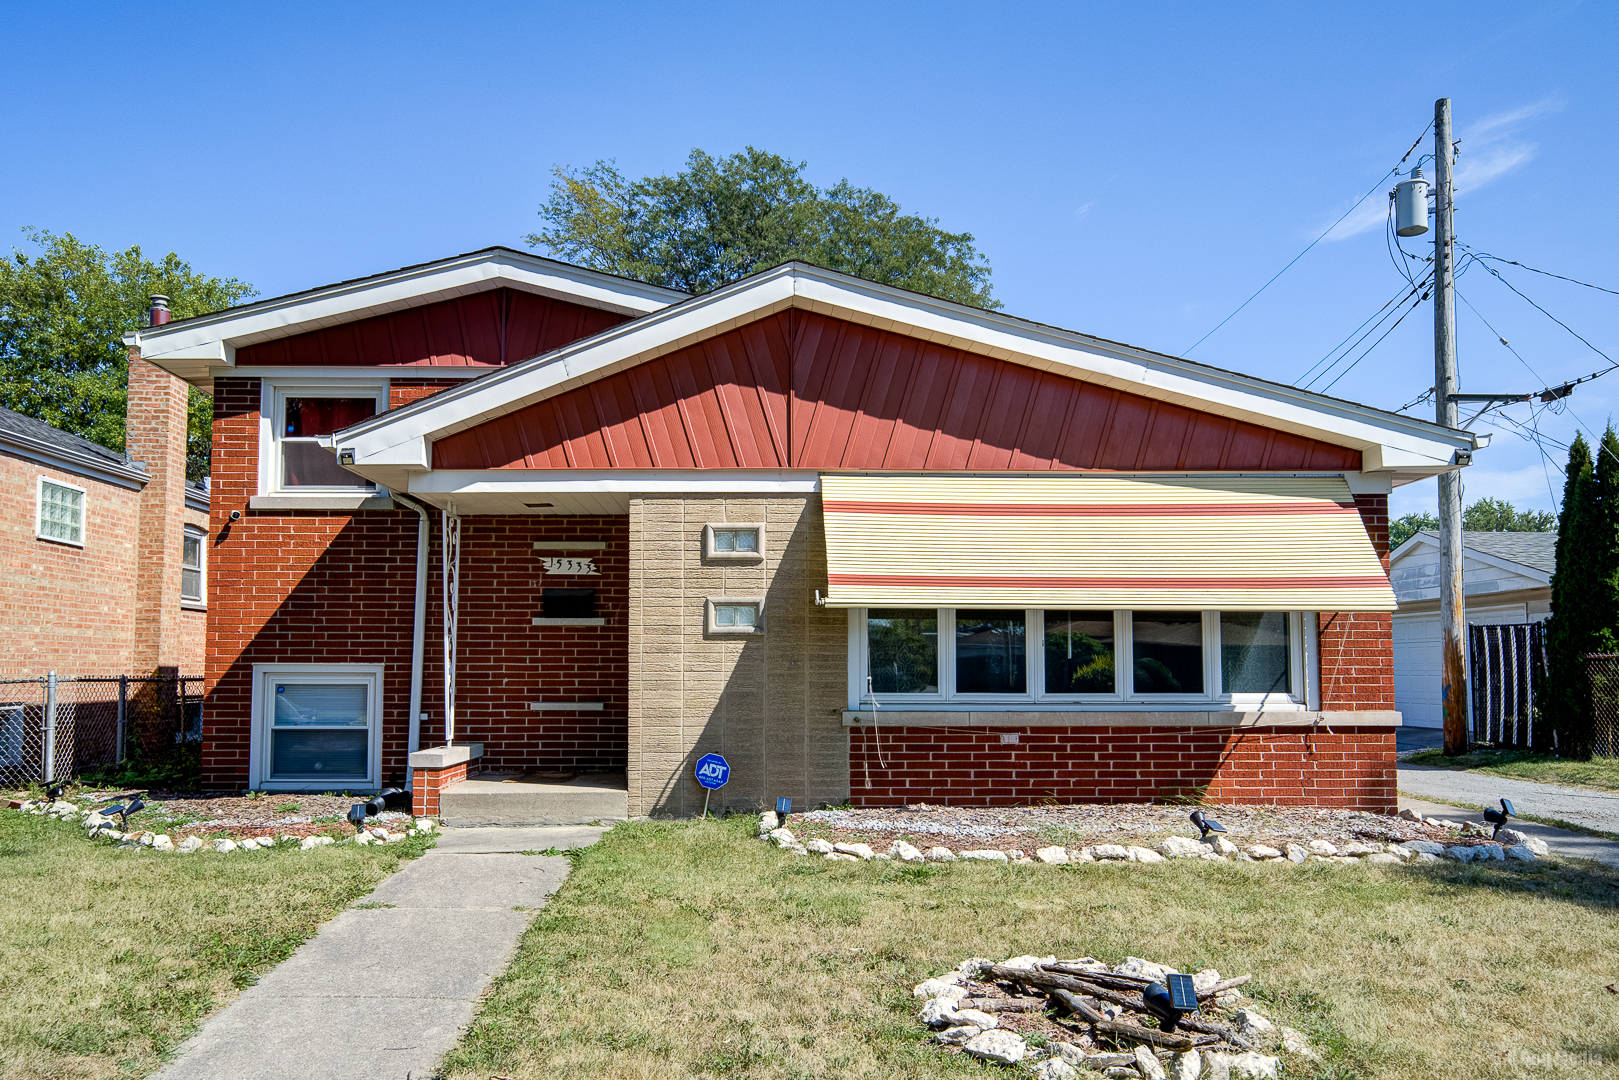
713,603,759,628
38,480,84,545
712,528,758,553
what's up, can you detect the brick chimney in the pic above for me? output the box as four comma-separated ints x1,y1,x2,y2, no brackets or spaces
127,298,191,674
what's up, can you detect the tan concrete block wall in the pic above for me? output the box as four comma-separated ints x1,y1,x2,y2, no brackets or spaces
627,494,849,817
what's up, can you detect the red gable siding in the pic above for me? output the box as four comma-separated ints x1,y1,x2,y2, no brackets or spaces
431,311,1363,472
236,288,627,369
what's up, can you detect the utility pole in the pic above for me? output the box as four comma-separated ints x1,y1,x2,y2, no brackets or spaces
1433,97,1467,756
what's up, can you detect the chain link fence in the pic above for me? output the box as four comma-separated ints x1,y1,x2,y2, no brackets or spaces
1587,653,1619,760
0,674,202,787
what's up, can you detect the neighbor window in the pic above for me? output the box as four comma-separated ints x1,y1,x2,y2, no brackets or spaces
706,597,765,634
36,477,85,546
267,384,385,492
703,523,766,560
181,526,205,604
252,665,382,790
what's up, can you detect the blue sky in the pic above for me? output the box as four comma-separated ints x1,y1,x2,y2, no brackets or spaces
4,1,1615,519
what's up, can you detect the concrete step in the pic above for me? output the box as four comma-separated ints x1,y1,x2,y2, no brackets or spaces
438,771,628,827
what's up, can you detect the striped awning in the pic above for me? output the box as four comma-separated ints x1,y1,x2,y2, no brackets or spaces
820,474,1395,611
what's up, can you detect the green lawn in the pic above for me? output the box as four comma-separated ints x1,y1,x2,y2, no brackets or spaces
1407,748,1619,792
441,817,1619,1080
0,809,430,1080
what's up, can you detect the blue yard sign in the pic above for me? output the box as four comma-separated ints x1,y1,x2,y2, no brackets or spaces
695,753,730,789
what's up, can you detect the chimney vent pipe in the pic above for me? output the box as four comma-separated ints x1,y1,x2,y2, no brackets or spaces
148,294,172,326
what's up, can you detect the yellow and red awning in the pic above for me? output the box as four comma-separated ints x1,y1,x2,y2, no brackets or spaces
820,474,1394,611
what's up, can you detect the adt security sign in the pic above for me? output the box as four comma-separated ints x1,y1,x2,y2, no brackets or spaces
695,753,730,789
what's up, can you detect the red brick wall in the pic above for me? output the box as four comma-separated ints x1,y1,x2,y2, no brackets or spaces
411,759,468,817
127,355,192,674
204,377,627,790
1317,494,1394,710
0,451,143,673
849,725,1395,811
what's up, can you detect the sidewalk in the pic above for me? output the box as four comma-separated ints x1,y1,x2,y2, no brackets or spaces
1397,763,1619,834
1396,794,1619,868
153,825,609,1080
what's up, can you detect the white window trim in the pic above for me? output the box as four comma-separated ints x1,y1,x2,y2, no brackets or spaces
851,607,1309,711
35,475,86,548
181,524,207,609
702,522,766,561
258,379,389,498
249,663,384,792
705,596,766,635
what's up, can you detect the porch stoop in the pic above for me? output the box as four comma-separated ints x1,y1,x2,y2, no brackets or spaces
437,771,630,826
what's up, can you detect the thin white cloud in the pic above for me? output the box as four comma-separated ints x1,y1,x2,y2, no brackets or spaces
1073,200,1096,221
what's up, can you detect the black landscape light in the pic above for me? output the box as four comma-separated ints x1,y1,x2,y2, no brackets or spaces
1483,798,1517,839
1141,980,1187,1033
347,804,368,832
1189,810,1227,843
115,797,145,827
45,783,65,801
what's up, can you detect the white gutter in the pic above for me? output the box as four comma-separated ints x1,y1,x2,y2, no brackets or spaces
392,492,432,787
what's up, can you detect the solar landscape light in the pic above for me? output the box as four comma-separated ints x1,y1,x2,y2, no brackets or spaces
102,796,145,827
776,796,792,820
347,804,368,832
45,782,65,801
1483,798,1517,839
1189,809,1227,843
1142,974,1200,1033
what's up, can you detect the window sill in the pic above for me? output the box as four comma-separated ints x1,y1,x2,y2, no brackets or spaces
249,494,394,511
181,601,207,612
531,617,605,626
841,709,1401,728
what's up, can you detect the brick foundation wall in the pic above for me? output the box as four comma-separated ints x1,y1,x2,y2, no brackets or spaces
411,759,468,817
850,725,1395,811
0,451,142,673
1318,494,1394,710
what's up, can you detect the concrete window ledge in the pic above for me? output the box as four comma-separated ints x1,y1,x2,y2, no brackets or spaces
248,494,396,511
408,743,484,770
840,710,1403,729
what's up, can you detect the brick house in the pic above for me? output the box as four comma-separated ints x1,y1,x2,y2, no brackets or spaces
126,247,1482,815
0,399,207,676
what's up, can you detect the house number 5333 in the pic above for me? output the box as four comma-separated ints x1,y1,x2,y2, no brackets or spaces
540,557,599,575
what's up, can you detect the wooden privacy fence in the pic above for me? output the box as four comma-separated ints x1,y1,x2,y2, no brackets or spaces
0,674,202,786
1467,623,1544,749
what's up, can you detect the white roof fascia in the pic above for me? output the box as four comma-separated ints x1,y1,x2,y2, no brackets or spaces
408,469,823,496
126,249,687,368
329,264,1478,478
0,431,148,490
1387,535,1436,569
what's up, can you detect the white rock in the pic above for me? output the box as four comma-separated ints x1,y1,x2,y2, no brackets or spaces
1034,845,1071,864
1339,841,1378,856
1397,807,1422,822
1284,843,1308,863
1229,1052,1281,1079
1081,1052,1136,1069
1461,820,1488,837
787,844,808,855
1280,1026,1319,1061
1127,846,1164,863
1192,968,1222,991
1212,836,1240,856
1403,839,1446,854
353,832,374,846
384,832,406,843
1505,842,1539,861
1246,844,1282,859
962,1029,1026,1065
1167,1049,1201,1080
1007,849,1025,861
413,818,436,833
1000,954,1057,971
152,835,174,851
1116,956,1179,981
1522,836,1549,856
957,957,995,979
1365,852,1399,864
832,841,874,859
1496,827,1530,846
1202,1051,1234,1080
919,997,961,1026
1134,1043,1168,1080
299,835,332,850
913,978,968,1001
1160,835,1210,858
924,846,956,862
1069,847,1095,862
890,840,926,863
758,810,779,833
212,838,237,853
951,1008,998,1029
1092,844,1131,860
1414,851,1441,862
1200,852,1229,862
1058,956,1110,973
1387,845,1414,862
825,851,859,862
84,812,107,828
138,833,154,847
1306,839,1338,856
768,828,797,847
1479,843,1505,861
804,838,834,854
1233,1007,1275,1038
935,1024,980,1045
177,836,204,853
1033,1059,1079,1080
1011,856,1036,865
959,849,1009,862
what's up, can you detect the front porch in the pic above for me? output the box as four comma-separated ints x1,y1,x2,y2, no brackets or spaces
410,743,629,825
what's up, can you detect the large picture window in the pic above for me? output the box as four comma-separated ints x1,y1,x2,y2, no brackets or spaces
251,665,382,790
853,609,1306,708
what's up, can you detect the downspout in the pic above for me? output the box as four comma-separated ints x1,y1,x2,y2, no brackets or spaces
393,492,431,788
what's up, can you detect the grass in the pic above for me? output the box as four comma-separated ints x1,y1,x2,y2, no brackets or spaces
0,809,431,1080
441,817,1619,1080
1406,748,1619,793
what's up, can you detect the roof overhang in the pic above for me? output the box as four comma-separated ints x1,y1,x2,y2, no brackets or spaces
0,429,147,490
325,262,1485,494
123,247,688,391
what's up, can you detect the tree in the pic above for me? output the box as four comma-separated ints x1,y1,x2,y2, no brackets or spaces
1390,512,1440,548
527,148,999,308
0,229,255,480
1462,497,1558,532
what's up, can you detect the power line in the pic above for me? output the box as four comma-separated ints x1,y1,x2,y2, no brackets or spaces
1479,260,1615,369
1296,276,1426,387
1184,120,1433,355
1463,247,1619,298
1454,286,1545,383
1319,282,1430,393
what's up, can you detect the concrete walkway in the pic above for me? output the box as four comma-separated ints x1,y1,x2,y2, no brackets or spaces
1398,794,1619,868
1398,763,1619,834
153,825,609,1080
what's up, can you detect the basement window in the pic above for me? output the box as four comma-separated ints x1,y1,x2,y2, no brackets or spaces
250,665,382,791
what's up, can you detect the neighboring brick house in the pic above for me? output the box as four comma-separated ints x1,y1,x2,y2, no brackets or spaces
126,247,1483,813
0,400,207,675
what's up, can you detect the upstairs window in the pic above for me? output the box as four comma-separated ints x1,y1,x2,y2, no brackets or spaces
181,526,205,604
268,385,384,492
36,477,85,547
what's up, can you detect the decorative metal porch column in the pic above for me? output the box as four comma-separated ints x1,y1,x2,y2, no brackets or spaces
442,502,461,745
